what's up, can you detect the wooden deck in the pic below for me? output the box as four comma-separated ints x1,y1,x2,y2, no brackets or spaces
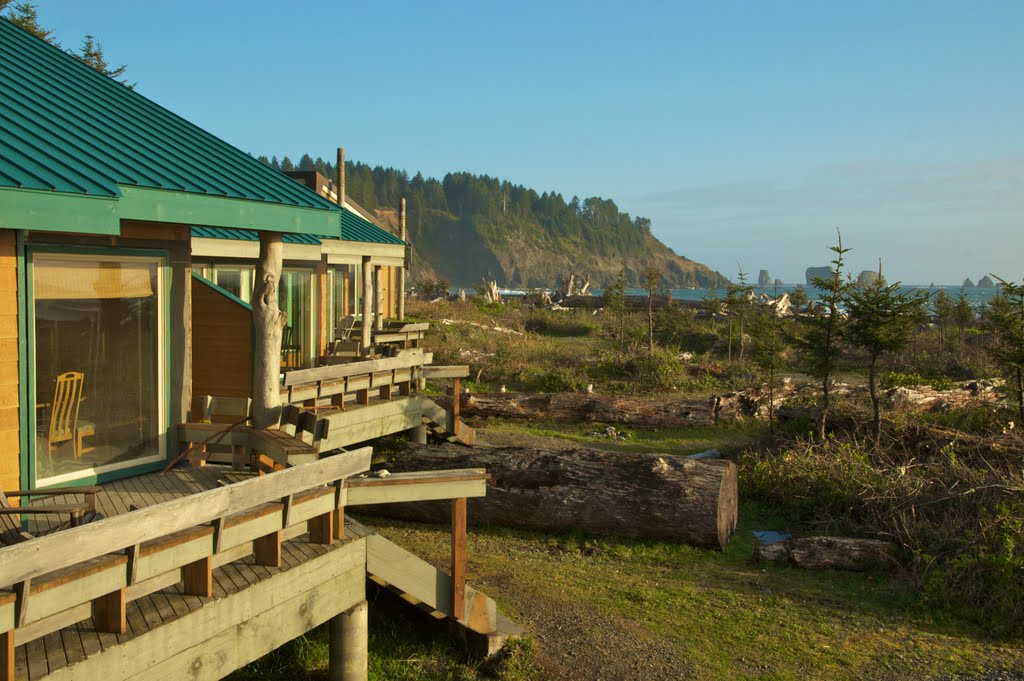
3,456,503,681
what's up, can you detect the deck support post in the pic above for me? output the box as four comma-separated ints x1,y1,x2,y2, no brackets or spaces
451,377,461,437
451,497,467,620
397,197,407,321
317,255,329,357
360,256,373,354
410,425,427,445
374,265,384,331
329,600,368,681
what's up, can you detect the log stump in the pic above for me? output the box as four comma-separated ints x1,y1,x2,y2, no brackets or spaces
359,444,738,550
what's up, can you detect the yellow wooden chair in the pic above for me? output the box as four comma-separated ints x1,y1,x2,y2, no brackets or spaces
42,371,95,461
281,326,302,370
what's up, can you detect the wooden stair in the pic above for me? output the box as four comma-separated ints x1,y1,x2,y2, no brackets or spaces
364,533,524,655
420,397,476,446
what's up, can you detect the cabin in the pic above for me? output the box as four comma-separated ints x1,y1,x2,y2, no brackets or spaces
0,19,510,681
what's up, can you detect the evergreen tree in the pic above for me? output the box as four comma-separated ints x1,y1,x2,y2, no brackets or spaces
280,156,295,172
269,155,280,170
724,266,754,363
844,266,928,443
640,262,665,355
983,278,1024,422
951,289,974,349
603,266,628,351
789,285,809,313
5,1,56,45
932,289,954,353
74,34,133,87
298,154,315,171
795,231,851,440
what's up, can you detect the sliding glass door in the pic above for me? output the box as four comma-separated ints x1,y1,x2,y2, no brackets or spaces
30,251,166,486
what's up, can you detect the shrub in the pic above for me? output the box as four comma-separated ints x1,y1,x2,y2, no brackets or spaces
741,424,1024,632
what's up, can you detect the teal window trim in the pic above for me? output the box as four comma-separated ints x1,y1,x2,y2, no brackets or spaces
16,232,31,491
23,244,173,490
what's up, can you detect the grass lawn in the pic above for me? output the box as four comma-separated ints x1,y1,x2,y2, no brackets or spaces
368,510,1024,680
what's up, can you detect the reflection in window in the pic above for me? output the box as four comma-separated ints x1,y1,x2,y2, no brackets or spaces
33,255,164,484
280,269,312,369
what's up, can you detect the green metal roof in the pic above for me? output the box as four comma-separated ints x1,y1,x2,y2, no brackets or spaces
192,209,405,246
0,20,341,235
341,209,405,245
191,226,322,245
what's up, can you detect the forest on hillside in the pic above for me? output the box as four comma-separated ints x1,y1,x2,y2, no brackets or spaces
258,153,728,289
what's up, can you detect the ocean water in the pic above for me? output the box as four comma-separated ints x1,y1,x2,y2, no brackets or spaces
493,285,1002,308
661,284,1001,307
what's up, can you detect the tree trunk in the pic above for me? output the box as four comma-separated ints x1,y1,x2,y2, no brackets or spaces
252,232,285,429
363,444,738,549
435,392,717,427
818,375,831,441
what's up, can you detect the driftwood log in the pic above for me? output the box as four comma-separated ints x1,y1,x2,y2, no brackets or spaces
754,536,896,571
358,444,738,549
435,392,716,427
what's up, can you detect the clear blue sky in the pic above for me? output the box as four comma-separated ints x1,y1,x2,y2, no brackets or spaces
41,0,1024,284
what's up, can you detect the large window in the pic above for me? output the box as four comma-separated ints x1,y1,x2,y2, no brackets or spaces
280,268,314,369
32,253,165,485
328,264,360,343
195,260,317,369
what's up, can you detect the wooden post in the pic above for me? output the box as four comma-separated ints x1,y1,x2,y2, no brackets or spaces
451,498,466,620
374,266,384,331
1,630,13,681
308,512,333,545
451,377,461,437
317,255,329,357
329,600,368,681
254,531,282,567
397,197,407,321
183,556,213,598
93,588,126,634
252,232,285,430
360,256,372,353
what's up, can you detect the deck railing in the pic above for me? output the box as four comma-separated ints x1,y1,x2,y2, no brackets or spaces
0,449,372,679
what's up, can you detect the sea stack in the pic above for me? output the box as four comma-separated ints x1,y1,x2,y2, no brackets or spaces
857,270,883,286
963,277,976,288
758,270,771,287
977,275,996,288
806,266,831,286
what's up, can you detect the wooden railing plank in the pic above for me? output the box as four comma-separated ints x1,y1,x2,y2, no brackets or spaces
282,354,431,387
0,448,372,588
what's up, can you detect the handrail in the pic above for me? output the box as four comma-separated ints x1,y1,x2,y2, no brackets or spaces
282,353,432,388
0,447,371,588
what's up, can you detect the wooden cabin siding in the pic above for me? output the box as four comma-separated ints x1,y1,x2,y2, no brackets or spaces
191,277,253,418
0,231,19,492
